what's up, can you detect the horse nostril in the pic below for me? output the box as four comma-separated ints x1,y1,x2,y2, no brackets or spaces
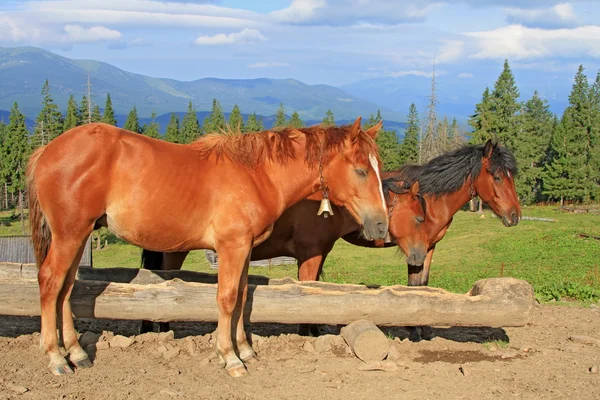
377,221,386,233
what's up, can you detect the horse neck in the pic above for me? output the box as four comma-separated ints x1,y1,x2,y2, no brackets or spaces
262,154,321,213
424,180,473,232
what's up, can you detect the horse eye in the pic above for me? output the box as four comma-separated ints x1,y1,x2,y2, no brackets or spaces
416,216,424,223
355,169,367,178
494,175,502,182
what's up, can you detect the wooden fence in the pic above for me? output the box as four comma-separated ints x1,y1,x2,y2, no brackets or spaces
204,250,296,270
0,235,92,267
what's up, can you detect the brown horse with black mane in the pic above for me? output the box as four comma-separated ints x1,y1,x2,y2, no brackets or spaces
27,118,389,377
342,139,521,340
139,175,428,335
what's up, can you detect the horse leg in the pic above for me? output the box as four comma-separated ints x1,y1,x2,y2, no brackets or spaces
235,254,257,364
297,253,326,337
215,242,252,377
38,234,90,375
58,240,93,369
407,247,435,342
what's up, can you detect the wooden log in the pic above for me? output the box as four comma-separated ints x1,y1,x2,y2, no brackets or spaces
341,320,389,362
0,263,535,327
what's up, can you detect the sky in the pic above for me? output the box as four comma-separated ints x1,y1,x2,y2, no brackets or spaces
0,0,599,96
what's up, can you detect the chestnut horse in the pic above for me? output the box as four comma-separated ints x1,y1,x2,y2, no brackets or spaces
342,139,521,340
27,119,389,377
139,176,428,335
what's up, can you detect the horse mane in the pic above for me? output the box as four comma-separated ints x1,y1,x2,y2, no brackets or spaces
190,124,378,168
381,176,427,215
394,143,517,196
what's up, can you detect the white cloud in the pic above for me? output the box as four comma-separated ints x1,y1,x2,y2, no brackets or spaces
248,61,291,68
437,40,464,63
387,70,436,78
465,24,600,60
504,3,579,28
63,25,121,42
195,28,266,45
0,16,121,46
458,72,473,78
269,0,438,26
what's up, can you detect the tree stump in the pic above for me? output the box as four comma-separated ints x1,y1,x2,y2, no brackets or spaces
341,320,390,362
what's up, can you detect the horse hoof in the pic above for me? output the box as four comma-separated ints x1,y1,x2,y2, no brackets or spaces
226,365,248,378
49,362,74,376
72,356,93,369
242,354,259,364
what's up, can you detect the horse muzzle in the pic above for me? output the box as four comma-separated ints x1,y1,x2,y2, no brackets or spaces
502,210,520,227
406,245,427,267
361,212,389,241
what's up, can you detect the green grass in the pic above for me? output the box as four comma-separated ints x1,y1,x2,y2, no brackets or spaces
2,206,599,303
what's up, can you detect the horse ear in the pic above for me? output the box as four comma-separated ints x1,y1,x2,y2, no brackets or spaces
410,180,420,197
365,121,383,139
349,116,362,142
483,139,494,159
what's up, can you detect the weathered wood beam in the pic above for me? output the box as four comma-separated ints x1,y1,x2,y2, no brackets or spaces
0,263,534,327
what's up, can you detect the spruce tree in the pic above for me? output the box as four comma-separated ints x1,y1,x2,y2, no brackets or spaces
398,103,419,164
142,111,161,139
322,110,335,126
102,93,117,126
274,103,287,127
289,111,304,128
448,118,463,149
202,99,225,135
376,129,402,171
79,95,90,125
2,103,30,227
228,104,244,132
469,87,494,144
34,79,63,146
490,60,520,149
124,106,141,133
0,121,6,208
63,95,78,132
244,112,263,133
589,70,600,197
181,101,201,143
91,105,102,123
517,91,554,203
164,113,180,143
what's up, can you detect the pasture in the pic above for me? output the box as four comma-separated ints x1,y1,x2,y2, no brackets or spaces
1,206,599,399
4,205,596,303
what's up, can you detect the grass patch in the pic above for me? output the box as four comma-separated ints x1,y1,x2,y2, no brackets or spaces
1,206,599,303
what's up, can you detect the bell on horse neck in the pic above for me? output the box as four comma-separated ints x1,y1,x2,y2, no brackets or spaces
317,198,334,218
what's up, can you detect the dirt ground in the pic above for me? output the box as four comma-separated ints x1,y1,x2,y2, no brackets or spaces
0,304,599,400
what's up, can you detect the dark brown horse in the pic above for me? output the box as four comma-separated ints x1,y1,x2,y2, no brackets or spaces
27,119,389,377
139,176,428,334
343,139,521,340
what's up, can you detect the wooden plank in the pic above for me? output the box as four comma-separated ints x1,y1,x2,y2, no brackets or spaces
0,263,535,327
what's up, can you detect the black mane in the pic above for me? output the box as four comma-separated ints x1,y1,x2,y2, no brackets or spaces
394,143,517,196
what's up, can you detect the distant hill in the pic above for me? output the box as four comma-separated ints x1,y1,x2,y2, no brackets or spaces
0,46,404,123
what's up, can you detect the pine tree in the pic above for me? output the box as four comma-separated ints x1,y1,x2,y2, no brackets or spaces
448,118,463,149
289,111,304,128
34,79,63,147
91,105,102,123
244,112,263,133
364,110,382,129
78,95,90,125
181,101,201,143
228,104,244,132
587,70,600,199
142,111,161,139
102,93,117,126
63,95,78,132
436,116,450,152
516,91,554,204
322,110,335,126
376,129,402,171
274,103,287,127
490,60,520,149
164,113,180,143
0,121,6,209
398,103,419,164
2,103,30,228
124,106,141,133
469,87,494,144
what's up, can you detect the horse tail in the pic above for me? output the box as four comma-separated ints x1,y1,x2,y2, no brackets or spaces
27,146,52,268
141,249,164,270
